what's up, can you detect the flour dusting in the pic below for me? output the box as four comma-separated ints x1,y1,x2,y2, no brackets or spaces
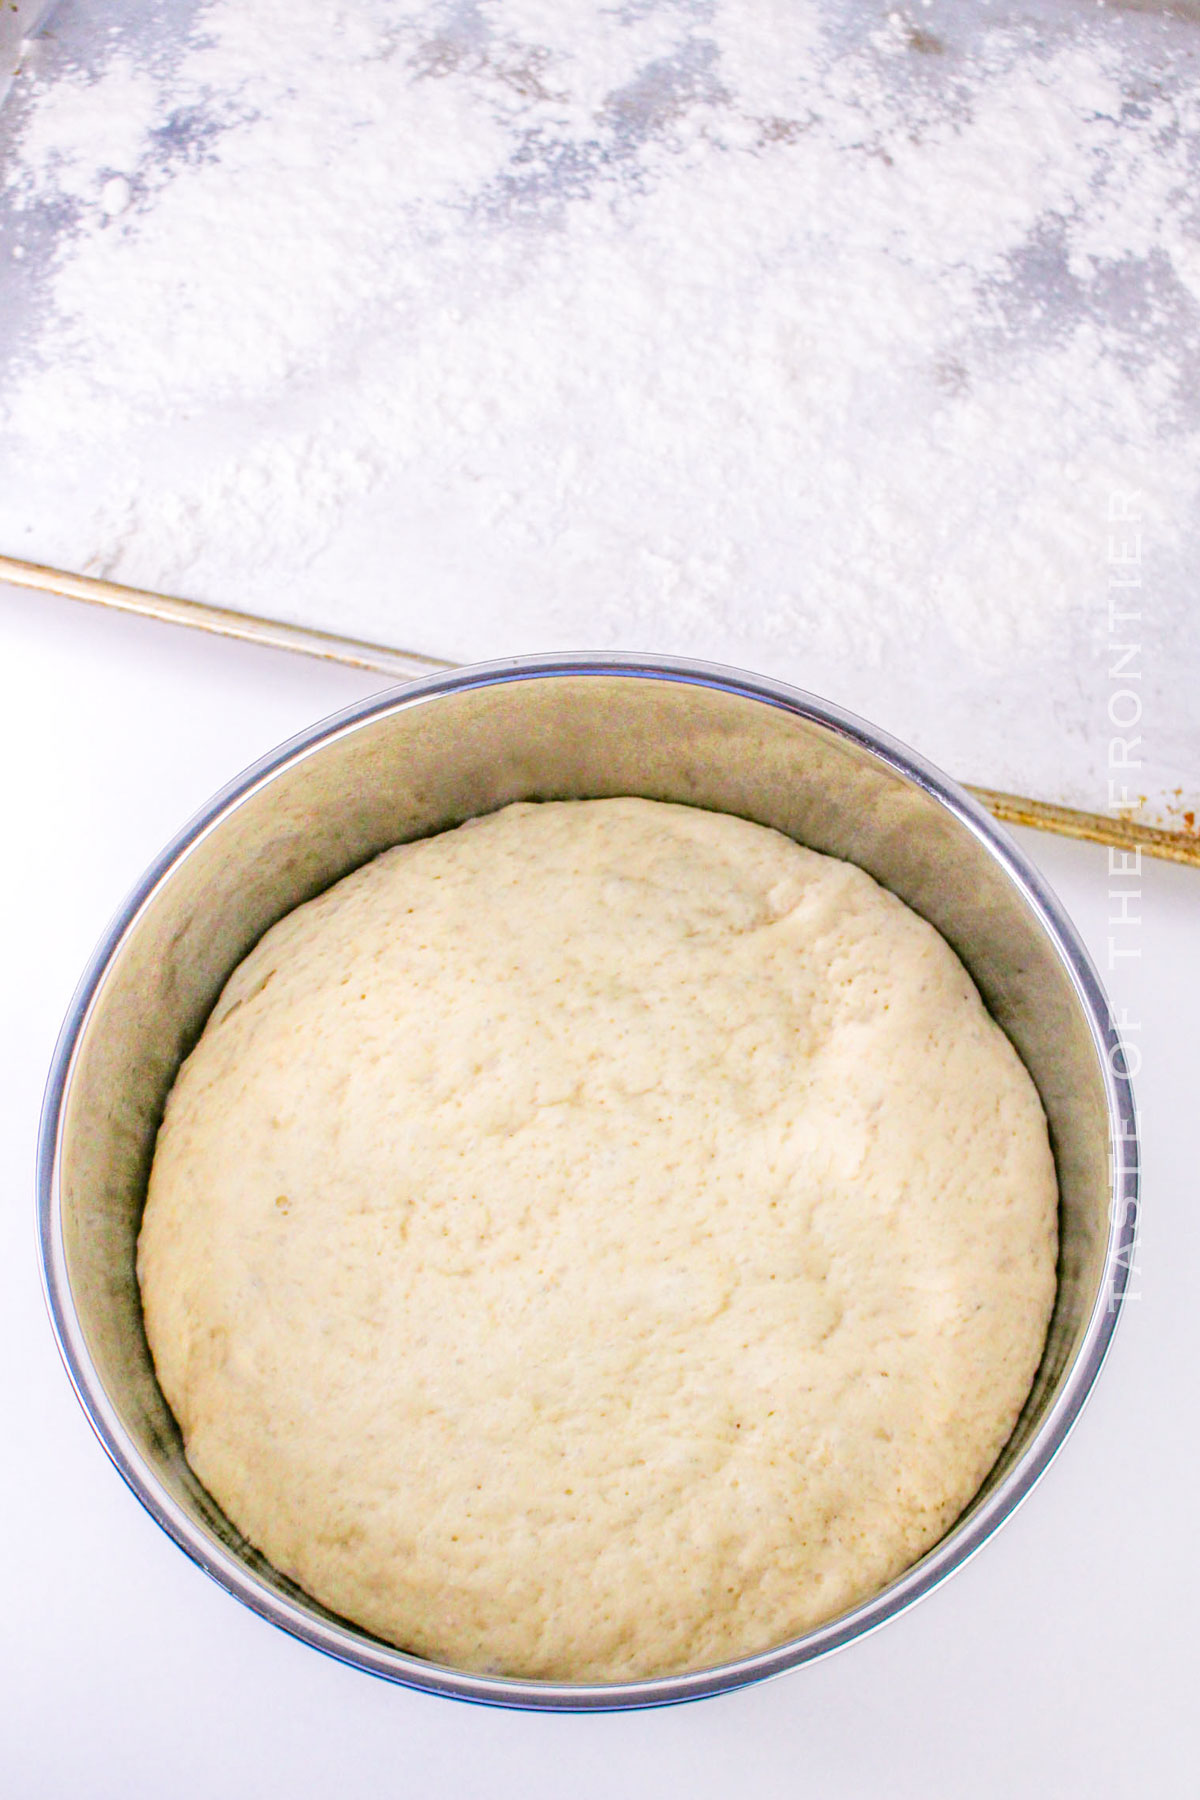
1,0,1198,818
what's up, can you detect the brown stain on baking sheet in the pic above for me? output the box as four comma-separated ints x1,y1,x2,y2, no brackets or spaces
969,787,1200,869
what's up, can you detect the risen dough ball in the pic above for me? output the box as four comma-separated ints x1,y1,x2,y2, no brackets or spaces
138,798,1057,1681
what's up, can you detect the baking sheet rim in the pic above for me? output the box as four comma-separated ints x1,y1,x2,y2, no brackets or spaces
4,551,1195,868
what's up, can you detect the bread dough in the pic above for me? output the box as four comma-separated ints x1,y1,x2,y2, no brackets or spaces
138,798,1057,1681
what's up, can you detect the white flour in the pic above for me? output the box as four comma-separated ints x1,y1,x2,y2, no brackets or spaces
1,0,1198,816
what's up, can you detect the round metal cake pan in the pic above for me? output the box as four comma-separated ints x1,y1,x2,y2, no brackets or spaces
37,653,1139,1710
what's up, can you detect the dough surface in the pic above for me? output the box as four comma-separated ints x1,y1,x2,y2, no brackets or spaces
138,798,1058,1681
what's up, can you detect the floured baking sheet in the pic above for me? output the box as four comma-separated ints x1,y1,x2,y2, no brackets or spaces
0,4,52,115
0,0,1197,842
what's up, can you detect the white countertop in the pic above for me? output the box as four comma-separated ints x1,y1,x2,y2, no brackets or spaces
2,581,1194,1798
